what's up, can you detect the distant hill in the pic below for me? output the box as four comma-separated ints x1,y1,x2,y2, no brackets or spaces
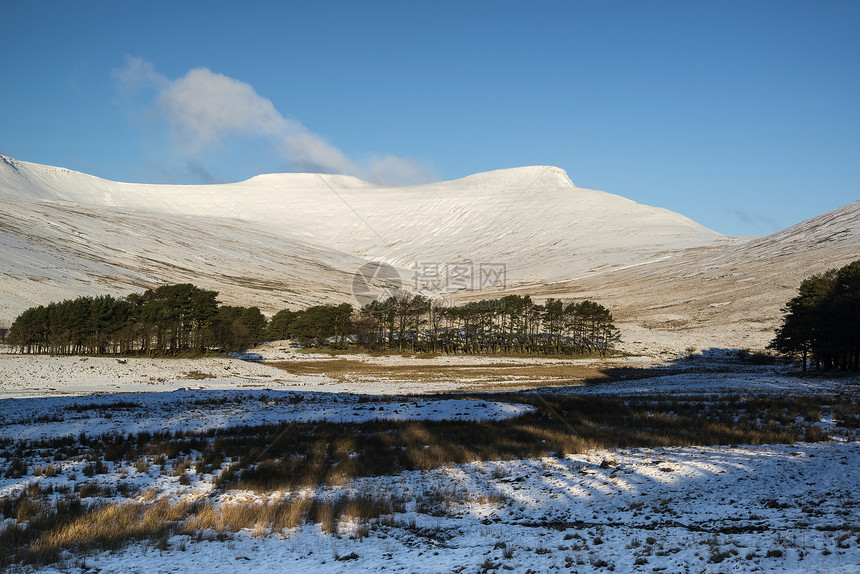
2,154,856,354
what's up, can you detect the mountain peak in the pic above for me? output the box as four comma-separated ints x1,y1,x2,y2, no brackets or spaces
441,165,575,190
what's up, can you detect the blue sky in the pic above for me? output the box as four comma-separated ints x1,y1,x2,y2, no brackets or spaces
2,1,858,236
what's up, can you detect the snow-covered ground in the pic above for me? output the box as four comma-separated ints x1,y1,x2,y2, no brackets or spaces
0,353,305,399
27,443,860,574
0,390,532,442
554,370,856,397
0,346,657,398
1,352,859,573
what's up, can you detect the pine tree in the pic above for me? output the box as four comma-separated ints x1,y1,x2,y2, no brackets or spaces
769,261,860,370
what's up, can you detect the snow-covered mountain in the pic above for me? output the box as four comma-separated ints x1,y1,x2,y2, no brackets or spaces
0,155,723,307
0,156,723,277
1,154,857,352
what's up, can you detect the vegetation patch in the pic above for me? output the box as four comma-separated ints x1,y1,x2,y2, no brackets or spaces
2,390,857,567
7,285,622,358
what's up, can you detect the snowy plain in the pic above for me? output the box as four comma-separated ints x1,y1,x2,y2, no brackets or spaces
1,347,859,573
26,442,860,574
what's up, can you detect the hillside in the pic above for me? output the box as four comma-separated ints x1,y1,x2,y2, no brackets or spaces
0,157,724,279
501,201,860,354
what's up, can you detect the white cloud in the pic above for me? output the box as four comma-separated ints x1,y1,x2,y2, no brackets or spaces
114,56,433,184
114,56,168,95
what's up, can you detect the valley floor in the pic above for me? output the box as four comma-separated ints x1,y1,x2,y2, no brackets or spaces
15,443,860,574
0,346,858,573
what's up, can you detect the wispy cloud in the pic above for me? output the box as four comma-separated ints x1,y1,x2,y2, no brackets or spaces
139,157,220,185
367,154,437,187
730,209,782,235
114,56,433,184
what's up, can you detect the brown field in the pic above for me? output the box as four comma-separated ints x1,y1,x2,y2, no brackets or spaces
266,358,655,391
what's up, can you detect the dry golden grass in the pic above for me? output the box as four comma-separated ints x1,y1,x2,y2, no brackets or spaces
184,499,312,533
268,358,635,389
183,370,216,380
30,500,189,556
25,493,401,562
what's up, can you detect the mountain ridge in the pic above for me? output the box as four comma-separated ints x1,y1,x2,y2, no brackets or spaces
0,155,724,275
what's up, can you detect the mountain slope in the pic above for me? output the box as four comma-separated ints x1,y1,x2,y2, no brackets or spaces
0,193,374,323
0,156,725,287
506,200,860,354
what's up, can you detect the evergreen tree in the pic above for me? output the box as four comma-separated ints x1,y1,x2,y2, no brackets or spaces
769,260,860,370
267,309,300,340
7,284,623,358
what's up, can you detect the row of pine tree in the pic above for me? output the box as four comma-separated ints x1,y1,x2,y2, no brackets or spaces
6,285,620,357
8,257,856,365
6,284,265,356
347,293,619,355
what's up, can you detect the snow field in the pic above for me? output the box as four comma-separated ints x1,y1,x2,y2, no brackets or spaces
16,443,860,573
1,353,859,572
0,389,533,442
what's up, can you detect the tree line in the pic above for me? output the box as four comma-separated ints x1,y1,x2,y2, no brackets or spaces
233,292,619,356
6,284,621,357
769,259,860,371
349,293,619,356
6,284,266,356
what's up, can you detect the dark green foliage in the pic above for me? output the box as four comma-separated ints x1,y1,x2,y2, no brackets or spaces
288,303,353,347
266,309,300,340
8,284,620,357
212,305,267,352
137,284,218,355
769,260,860,371
7,284,267,356
7,295,135,355
350,292,619,355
